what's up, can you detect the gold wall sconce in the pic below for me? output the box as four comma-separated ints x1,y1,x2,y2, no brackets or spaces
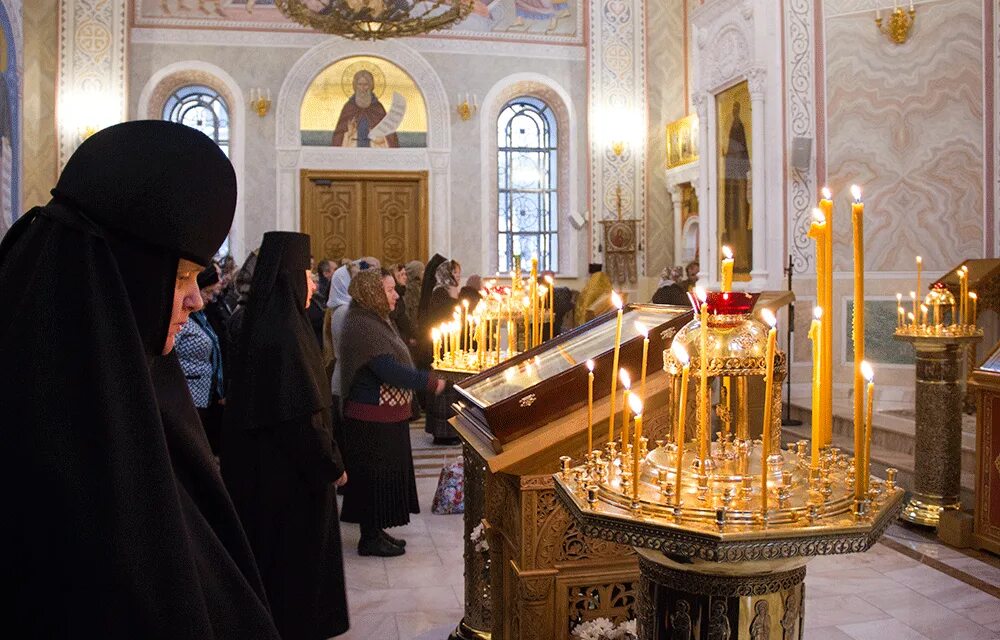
456,93,478,121
249,87,272,117
875,3,916,45
611,140,625,158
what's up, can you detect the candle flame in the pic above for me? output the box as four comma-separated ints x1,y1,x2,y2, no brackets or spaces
896,293,902,302
432,328,440,339
970,292,978,300
611,290,623,309
910,291,916,300
522,296,530,309
544,274,553,284
961,265,968,274
916,255,922,264
619,368,631,389
671,340,690,365
821,186,832,200
811,208,826,224
761,308,777,328
813,306,823,320
635,321,649,338
586,359,595,372
850,184,862,202
538,286,548,296
462,299,469,309
694,286,707,303
907,312,915,321
861,360,874,383
628,393,643,416
722,245,733,260
920,304,928,313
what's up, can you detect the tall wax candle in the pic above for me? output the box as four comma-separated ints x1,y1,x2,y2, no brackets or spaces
971,292,978,326
462,300,470,351
636,321,650,403
861,360,875,499
545,275,555,341
910,292,918,328
896,293,903,329
696,287,710,462
671,341,690,505
851,185,866,504
760,308,778,515
522,297,530,352
820,188,835,446
586,360,595,454
621,369,632,450
630,395,644,503
721,245,734,292
809,307,823,470
607,291,624,443
808,208,830,444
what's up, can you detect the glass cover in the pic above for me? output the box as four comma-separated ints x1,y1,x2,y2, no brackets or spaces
981,344,1000,374
460,306,687,406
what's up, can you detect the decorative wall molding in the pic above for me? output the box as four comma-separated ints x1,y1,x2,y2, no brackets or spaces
588,0,648,277
993,0,999,257
137,61,247,258
479,73,580,277
57,0,128,168
274,39,451,253
690,0,784,290
784,0,817,274
129,27,587,61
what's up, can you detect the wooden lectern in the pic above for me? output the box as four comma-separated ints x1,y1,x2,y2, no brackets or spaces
450,305,690,640
969,341,1000,554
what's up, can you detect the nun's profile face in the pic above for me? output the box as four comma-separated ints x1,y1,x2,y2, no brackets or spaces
305,269,318,309
383,274,399,311
164,259,205,355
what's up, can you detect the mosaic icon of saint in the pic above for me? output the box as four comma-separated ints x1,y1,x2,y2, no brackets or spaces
332,70,400,148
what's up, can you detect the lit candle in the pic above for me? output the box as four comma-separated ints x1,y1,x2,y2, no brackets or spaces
861,360,875,500
621,369,632,450
721,245,734,292
630,394,644,503
760,308,778,515
907,311,915,326
671,341,690,505
539,285,549,346
636,321,650,402
850,184,866,507
530,257,538,346
896,293,903,329
970,291,978,326
819,187,834,447
586,360,595,454
920,304,928,327
462,299,470,351
545,275,555,341
961,266,970,325
432,328,441,366
910,291,918,328
809,307,823,470
522,296,530,352
607,291,624,444
808,207,829,445
696,286,710,463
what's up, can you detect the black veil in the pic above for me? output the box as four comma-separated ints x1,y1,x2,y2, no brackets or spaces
0,121,279,638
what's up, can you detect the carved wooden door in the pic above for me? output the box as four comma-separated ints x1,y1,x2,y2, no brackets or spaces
300,170,428,265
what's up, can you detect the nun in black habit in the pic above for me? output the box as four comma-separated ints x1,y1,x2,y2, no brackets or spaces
0,121,280,639
222,231,350,640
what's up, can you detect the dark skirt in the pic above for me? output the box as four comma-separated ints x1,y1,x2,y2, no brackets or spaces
197,402,224,455
340,418,419,528
424,386,459,440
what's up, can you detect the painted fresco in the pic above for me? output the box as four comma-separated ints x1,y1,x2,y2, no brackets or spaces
300,56,427,148
134,0,580,40
0,2,18,235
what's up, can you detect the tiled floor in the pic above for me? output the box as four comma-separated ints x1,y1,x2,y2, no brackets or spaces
334,433,1000,640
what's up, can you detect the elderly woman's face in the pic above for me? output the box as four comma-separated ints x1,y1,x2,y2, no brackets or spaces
383,275,399,311
165,259,204,355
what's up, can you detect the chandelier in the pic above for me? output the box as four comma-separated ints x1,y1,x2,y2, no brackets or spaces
275,0,474,41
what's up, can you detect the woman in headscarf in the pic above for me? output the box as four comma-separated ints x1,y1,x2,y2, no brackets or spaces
339,269,445,556
402,259,424,337
176,265,227,455
0,121,279,638
422,259,463,444
652,266,690,306
222,231,349,640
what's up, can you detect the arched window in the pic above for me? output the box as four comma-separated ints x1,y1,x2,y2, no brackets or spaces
163,85,230,158
497,97,558,272
163,84,231,256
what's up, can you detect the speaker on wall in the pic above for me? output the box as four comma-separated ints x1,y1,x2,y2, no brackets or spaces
569,210,587,230
791,136,812,169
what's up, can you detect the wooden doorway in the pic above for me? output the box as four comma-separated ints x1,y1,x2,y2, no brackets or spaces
300,170,429,266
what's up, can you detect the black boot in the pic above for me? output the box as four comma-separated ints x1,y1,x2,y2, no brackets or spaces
358,535,405,557
380,529,406,548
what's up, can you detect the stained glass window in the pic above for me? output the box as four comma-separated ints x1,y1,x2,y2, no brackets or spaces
497,97,558,273
163,85,231,256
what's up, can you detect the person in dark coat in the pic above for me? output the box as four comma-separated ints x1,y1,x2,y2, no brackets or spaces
222,231,349,640
652,266,691,306
416,253,447,367
459,273,484,307
423,259,463,444
339,269,446,555
203,263,234,364
0,120,280,639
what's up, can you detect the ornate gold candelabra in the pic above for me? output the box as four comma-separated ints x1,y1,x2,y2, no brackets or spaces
554,291,903,639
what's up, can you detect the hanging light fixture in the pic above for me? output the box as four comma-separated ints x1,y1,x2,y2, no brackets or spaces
274,0,474,41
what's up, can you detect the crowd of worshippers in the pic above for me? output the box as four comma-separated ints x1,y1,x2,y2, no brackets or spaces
0,121,705,640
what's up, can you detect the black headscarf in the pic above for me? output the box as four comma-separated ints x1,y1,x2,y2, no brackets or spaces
232,231,331,427
418,252,447,317
0,121,279,638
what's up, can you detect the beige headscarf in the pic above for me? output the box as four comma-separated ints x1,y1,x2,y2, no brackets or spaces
348,269,391,319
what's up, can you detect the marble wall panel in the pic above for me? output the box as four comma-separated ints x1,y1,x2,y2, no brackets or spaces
22,0,57,210
825,0,984,275
645,0,686,278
